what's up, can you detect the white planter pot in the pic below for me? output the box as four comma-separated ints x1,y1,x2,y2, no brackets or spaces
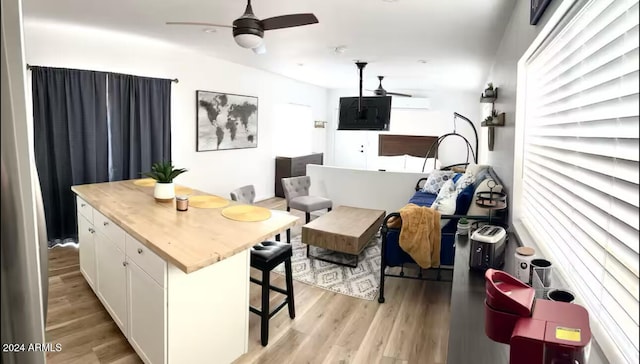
154,182,175,202
457,223,470,236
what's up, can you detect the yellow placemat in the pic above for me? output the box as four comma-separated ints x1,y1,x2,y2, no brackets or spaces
221,205,272,222
175,186,193,195
189,195,230,209
133,178,156,187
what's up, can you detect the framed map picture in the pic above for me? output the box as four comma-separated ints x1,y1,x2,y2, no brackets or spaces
530,0,553,25
196,90,258,151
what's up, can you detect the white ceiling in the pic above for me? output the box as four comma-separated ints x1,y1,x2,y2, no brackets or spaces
22,0,515,95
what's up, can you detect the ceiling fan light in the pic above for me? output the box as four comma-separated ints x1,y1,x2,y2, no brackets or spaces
234,33,263,48
252,43,267,55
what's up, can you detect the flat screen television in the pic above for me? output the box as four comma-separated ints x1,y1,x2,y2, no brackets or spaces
338,96,392,131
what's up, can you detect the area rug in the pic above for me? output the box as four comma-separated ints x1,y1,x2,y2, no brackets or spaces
273,234,381,301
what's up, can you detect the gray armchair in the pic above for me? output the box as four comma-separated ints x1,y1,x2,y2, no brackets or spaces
229,185,256,204
281,176,332,223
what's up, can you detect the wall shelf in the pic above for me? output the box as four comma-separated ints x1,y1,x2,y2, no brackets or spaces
479,86,502,152
481,113,506,127
480,88,498,103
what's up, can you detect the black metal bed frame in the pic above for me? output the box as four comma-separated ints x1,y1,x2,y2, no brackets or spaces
377,169,507,304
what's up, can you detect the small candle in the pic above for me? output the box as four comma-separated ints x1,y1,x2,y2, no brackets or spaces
176,195,189,211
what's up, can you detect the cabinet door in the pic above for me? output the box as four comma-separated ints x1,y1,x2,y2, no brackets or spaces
95,232,128,334
127,260,166,364
333,131,369,169
78,214,96,290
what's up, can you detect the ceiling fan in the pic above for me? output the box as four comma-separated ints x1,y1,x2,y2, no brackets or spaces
166,0,318,54
369,76,413,98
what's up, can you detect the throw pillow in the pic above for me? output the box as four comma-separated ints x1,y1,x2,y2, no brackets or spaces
421,170,455,194
454,183,477,215
467,178,504,217
455,172,475,193
431,179,458,215
466,163,490,176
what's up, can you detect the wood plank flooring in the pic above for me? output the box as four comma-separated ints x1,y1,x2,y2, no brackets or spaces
45,198,451,364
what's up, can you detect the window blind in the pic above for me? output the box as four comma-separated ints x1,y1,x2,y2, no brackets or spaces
520,0,639,362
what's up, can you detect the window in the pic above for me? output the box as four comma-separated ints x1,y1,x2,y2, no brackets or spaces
273,103,313,156
516,0,639,362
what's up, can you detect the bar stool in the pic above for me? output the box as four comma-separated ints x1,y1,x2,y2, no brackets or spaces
250,241,295,346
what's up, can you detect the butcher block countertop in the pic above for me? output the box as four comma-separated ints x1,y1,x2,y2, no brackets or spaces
72,180,298,274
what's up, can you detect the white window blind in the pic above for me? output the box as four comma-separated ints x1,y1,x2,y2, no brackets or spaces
520,0,639,362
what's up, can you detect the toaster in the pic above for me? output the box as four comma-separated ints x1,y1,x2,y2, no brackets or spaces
469,225,506,270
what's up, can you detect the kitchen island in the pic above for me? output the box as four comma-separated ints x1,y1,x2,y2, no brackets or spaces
72,180,298,364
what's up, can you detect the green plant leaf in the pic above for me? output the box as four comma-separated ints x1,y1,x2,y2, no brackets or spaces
143,161,188,183
168,168,187,182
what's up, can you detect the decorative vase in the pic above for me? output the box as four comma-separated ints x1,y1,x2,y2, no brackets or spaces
484,89,495,98
154,182,175,202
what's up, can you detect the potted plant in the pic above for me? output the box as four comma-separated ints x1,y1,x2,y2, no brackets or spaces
484,109,500,125
484,82,495,98
457,217,471,236
143,161,188,202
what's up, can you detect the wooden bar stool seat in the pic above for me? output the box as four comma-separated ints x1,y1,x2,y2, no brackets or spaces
249,240,295,346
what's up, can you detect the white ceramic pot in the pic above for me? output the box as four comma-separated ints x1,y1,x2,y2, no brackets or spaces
154,182,175,202
457,222,470,236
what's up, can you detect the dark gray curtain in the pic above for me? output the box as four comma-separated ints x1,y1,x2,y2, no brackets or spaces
31,67,109,244
108,74,171,180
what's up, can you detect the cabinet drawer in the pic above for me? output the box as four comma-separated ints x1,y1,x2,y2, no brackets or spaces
126,234,166,288
290,159,306,176
76,196,93,223
94,210,125,252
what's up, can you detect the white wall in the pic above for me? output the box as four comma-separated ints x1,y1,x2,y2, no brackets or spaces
23,20,328,201
307,165,428,215
325,88,481,168
479,0,562,198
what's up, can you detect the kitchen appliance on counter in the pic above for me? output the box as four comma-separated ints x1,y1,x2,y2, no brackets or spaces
469,225,506,270
484,269,591,364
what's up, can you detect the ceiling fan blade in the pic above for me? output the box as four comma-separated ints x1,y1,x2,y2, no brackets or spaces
387,91,413,98
261,13,318,30
252,43,267,54
165,21,234,28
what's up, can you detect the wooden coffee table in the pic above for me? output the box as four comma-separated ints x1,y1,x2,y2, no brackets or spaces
302,205,386,267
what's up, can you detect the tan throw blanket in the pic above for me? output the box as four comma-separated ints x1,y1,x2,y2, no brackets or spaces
387,203,441,268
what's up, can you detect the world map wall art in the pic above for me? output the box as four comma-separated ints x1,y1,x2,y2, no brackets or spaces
196,90,259,151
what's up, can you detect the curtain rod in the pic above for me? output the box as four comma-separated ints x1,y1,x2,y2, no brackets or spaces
25,64,179,83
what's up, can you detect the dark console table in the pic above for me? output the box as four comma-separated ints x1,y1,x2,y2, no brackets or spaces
274,153,323,198
447,234,514,363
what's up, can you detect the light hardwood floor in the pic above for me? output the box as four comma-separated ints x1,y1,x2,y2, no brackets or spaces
45,198,451,364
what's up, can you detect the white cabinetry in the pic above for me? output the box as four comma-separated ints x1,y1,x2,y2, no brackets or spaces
95,231,128,334
128,259,166,364
333,130,369,169
75,196,249,364
77,210,96,290
333,131,383,170
76,197,166,364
